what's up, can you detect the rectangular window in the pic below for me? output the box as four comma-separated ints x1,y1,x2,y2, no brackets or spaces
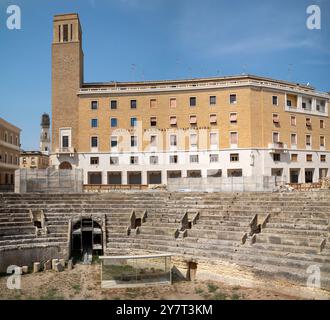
91,119,98,128
230,153,239,162
320,155,326,162
170,116,177,126
287,100,292,107
63,24,68,42
210,133,218,146
150,135,157,147
291,154,298,162
190,115,197,125
150,99,157,108
273,114,280,124
190,97,197,107
306,135,311,146
273,132,280,143
230,132,238,145
210,114,217,124
150,117,157,127
91,136,98,148
210,154,219,163
210,96,217,105
170,155,178,164
190,155,199,163
272,96,278,106
230,113,237,124
273,154,281,162
230,94,237,104
111,100,117,109
131,117,137,127
291,133,297,145
291,116,296,126
130,100,137,109
110,157,119,165
306,118,312,127
131,136,138,147
150,156,158,165
170,135,177,146
320,136,325,147
130,156,138,165
90,157,99,165
320,120,325,129
190,134,197,147
62,136,69,148
111,136,118,148
91,101,98,110
111,118,118,128
306,154,313,162
170,98,177,108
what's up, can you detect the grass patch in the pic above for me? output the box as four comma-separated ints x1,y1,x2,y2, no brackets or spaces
72,284,81,294
213,292,227,300
39,288,64,300
207,283,219,293
231,293,240,300
195,287,204,295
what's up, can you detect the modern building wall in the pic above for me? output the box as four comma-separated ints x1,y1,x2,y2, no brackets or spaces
0,117,21,190
50,13,330,186
20,151,50,169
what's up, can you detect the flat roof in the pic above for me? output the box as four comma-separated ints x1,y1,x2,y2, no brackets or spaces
82,74,317,91
0,117,21,132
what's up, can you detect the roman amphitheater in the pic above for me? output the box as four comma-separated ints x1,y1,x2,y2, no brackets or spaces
0,188,330,300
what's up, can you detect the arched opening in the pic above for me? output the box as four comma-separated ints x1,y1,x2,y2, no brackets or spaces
71,218,103,263
59,161,72,170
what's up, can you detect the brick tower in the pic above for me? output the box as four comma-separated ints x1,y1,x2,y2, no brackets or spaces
51,13,84,159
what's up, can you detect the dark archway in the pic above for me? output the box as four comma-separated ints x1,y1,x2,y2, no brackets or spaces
59,161,72,170
71,218,103,263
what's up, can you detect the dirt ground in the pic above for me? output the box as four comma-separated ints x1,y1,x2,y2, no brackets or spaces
0,263,301,300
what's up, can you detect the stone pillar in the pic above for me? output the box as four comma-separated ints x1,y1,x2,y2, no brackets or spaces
67,259,73,270
33,262,40,273
52,259,59,270
161,170,167,185
102,171,107,185
122,171,128,185
141,170,148,185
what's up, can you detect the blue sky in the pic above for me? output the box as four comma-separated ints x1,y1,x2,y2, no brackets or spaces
0,0,329,150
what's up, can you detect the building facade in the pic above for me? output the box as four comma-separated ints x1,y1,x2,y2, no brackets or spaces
51,14,330,186
20,151,49,169
0,117,21,191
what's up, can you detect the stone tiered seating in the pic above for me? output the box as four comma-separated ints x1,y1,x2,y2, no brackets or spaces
0,191,329,291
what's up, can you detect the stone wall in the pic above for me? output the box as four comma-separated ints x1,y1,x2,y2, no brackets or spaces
15,168,83,193
167,176,278,192
0,245,68,273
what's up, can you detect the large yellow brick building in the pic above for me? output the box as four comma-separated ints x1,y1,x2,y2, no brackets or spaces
51,13,330,185
0,117,21,191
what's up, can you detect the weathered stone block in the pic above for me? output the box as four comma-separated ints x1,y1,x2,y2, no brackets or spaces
33,262,40,273
44,260,52,271
54,262,64,272
67,259,73,270
59,259,66,267
22,266,29,274
52,259,59,270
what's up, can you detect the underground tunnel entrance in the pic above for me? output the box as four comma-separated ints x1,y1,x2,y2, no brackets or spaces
71,218,103,264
